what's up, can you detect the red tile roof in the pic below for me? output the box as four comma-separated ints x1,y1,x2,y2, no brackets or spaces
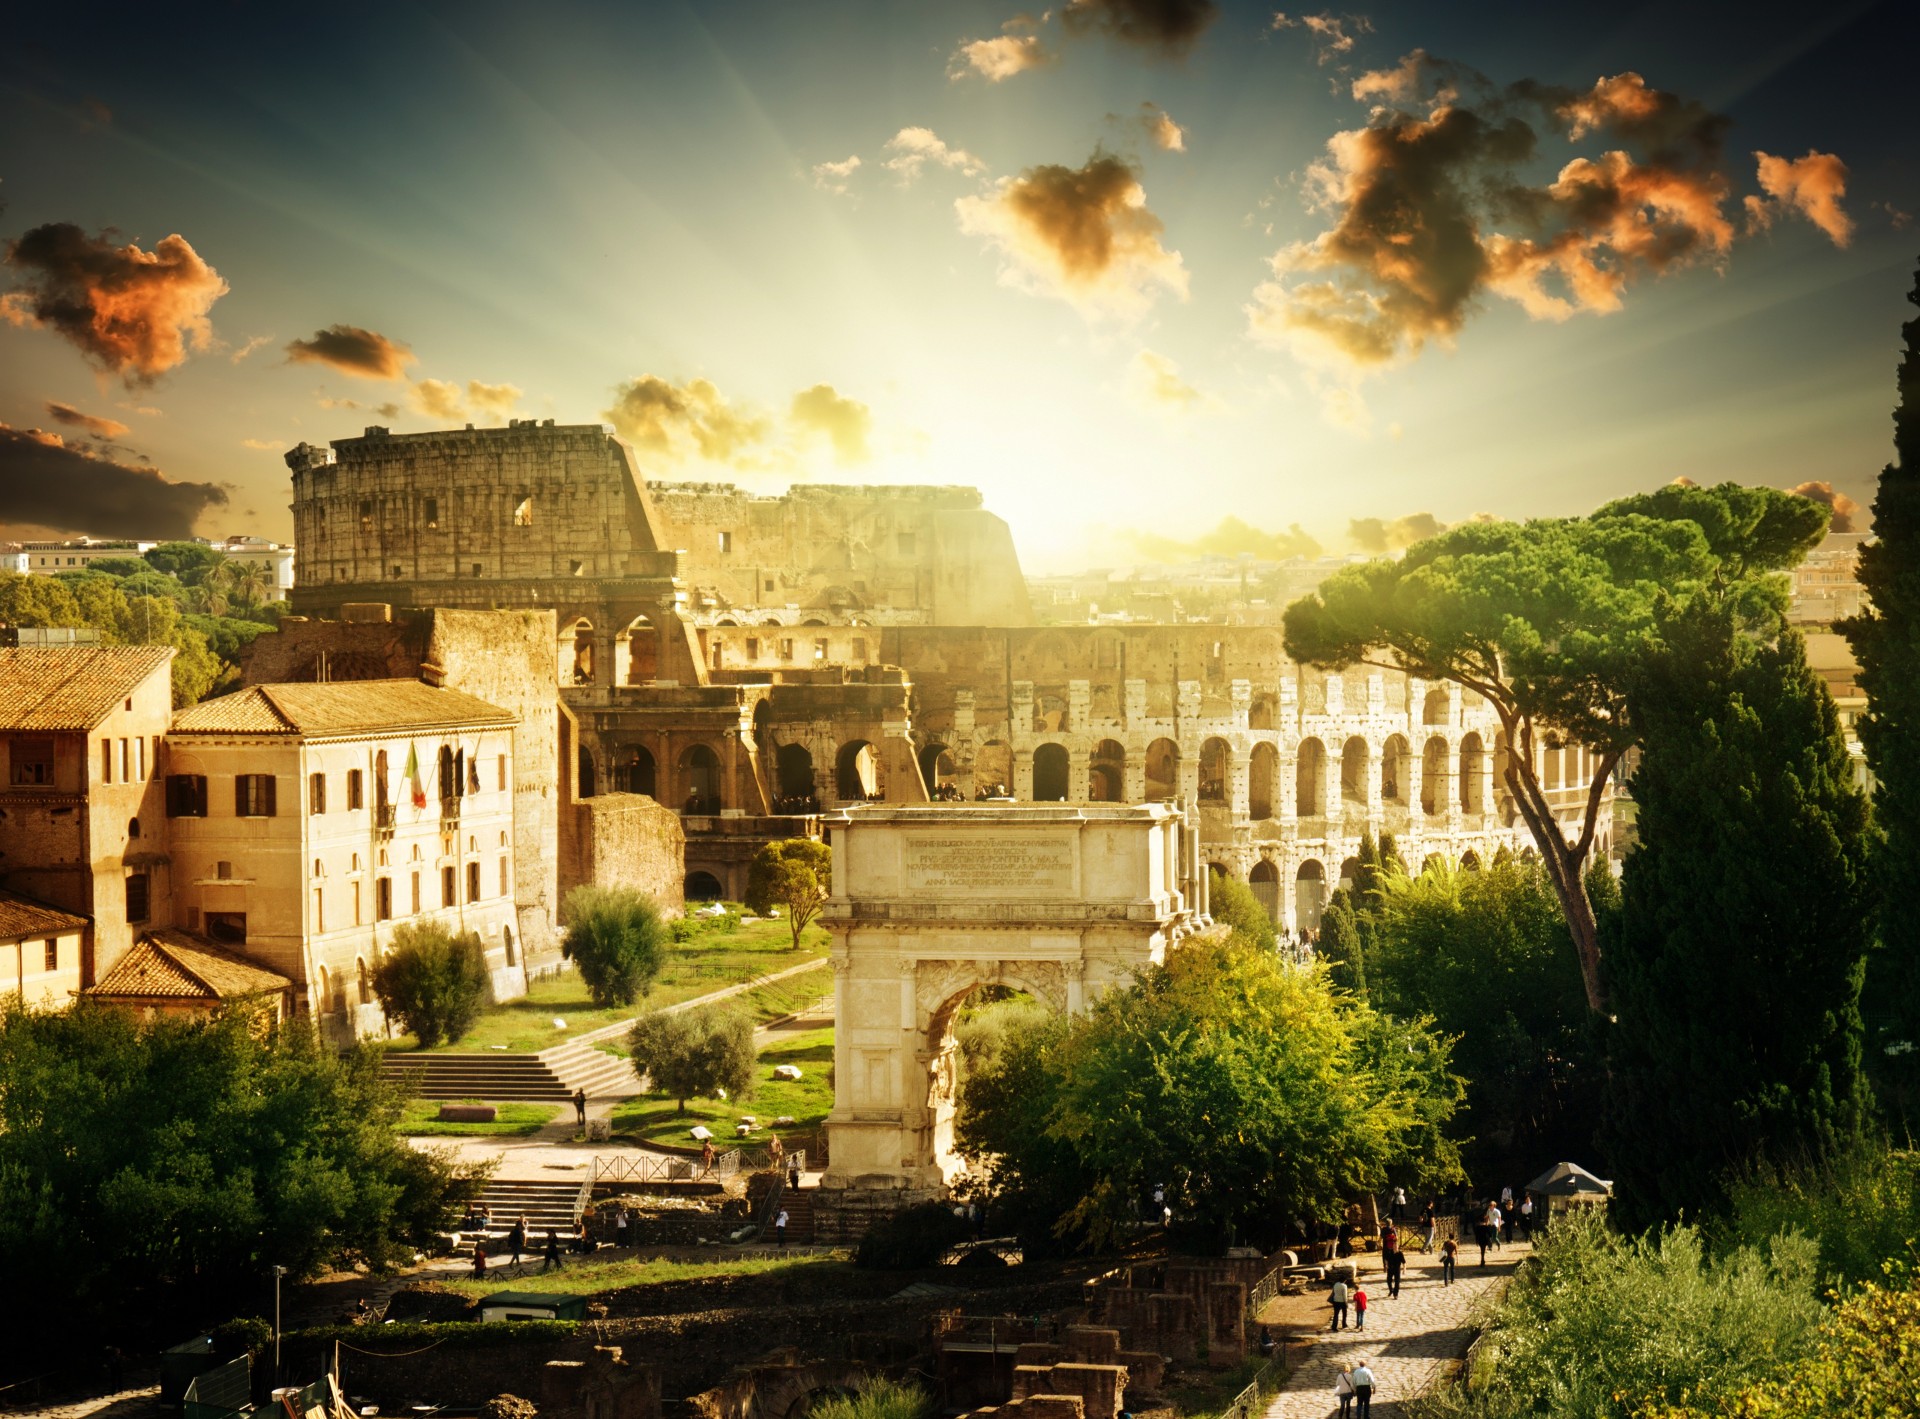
0,647,173,730
0,889,87,942
171,680,515,738
87,929,293,1001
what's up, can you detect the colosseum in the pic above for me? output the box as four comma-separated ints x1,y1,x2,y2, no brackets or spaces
285,420,1605,932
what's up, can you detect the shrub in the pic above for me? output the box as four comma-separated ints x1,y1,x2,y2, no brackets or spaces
627,1003,755,1112
562,885,670,1007
373,922,493,1047
1718,1140,1920,1294
1209,868,1276,952
746,839,831,950
853,1201,971,1270
810,1379,935,1419
210,1316,274,1360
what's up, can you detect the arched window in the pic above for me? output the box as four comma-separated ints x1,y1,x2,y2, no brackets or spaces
1460,733,1486,814
835,741,876,802
1032,743,1070,801
681,744,722,813
777,743,816,807
1421,737,1449,815
1295,860,1326,934
1296,739,1326,817
1340,737,1370,805
1249,859,1279,922
1249,743,1278,820
1199,738,1231,805
1089,740,1125,803
1380,735,1410,805
1145,738,1180,800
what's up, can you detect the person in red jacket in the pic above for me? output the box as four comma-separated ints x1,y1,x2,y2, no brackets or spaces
1353,1282,1369,1329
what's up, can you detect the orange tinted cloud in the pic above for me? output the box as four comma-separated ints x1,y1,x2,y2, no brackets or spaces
0,422,226,537
604,375,773,465
1272,12,1372,66
1063,0,1220,56
950,24,1056,81
0,224,228,385
884,127,987,181
44,401,130,440
956,151,1189,319
286,324,414,380
1748,150,1854,247
1788,480,1859,533
789,384,872,463
1349,511,1445,551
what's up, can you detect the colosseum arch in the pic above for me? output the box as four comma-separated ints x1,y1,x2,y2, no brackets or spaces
837,740,878,801
1295,859,1327,933
1423,686,1451,726
680,744,722,813
1199,737,1231,805
1380,734,1410,805
1032,742,1070,801
557,616,595,686
1090,740,1125,802
1297,738,1326,818
619,611,658,683
1249,742,1278,820
1421,736,1449,815
1459,733,1486,814
1145,737,1180,800
776,743,816,804
918,742,955,798
974,739,1011,797
1249,858,1279,921
1340,736,1370,806
615,744,657,796
1249,692,1279,731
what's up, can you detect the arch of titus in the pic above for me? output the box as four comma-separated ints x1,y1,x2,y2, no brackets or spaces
820,803,1202,1194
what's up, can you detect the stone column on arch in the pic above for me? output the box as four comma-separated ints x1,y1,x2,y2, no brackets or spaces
1123,740,1148,803
1069,744,1091,801
1013,749,1035,801
1228,746,1251,821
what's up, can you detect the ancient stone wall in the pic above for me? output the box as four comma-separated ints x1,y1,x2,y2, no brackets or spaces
566,793,686,916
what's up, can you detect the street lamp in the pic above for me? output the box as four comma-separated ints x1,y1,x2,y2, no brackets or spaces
271,1265,287,1378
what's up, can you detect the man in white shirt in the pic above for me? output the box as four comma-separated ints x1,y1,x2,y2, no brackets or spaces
775,1208,789,1246
1329,1277,1350,1330
1349,1361,1376,1418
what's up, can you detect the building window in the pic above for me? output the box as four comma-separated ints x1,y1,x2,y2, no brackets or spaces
215,861,232,880
313,887,324,933
472,563,483,576
136,737,147,779
101,739,114,784
235,774,277,817
44,939,58,972
166,774,208,817
746,637,759,659
360,499,374,529
347,768,364,810
764,579,775,592
497,754,508,791
120,738,131,782
499,857,510,896
814,638,828,662
514,494,533,526
390,564,402,578
309,772,327,814
125,873,149,923
206,912,246,945
377,877,393,921
467,861,482,902
424,496,439,528
779,638,793,660
410,871,421,914
569,559,584,576
468,756,480,795
10,737,52,786
442,865,457,907
128,817,141,840
718,530,733,553
353,882,362,926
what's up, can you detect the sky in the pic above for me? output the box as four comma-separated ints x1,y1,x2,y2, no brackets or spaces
0,0,1915,572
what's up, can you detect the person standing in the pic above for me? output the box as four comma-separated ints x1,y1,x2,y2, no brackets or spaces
775,1207,789,1246
1329,1277,1350,1330
472,1241,488,1279
615,1206,629,1249
508,1216,527,1267
700,1138,716,1177
573,1088,587,1130
1384,1240,1403,1299
1353,1282,1369,1330
1350,1361,1376,1418
1391,1185,1407,1223
1333,1365,1355,1419
1519,1194,1535,1243
1441,1236,1457,1286
1422,1201,1437,1252
769,1133,784,1168
541,1229,563,1273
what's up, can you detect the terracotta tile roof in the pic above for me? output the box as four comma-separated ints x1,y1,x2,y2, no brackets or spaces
87,929,292,1001
0,647,173,730
0,889,88,942
171,679,515,738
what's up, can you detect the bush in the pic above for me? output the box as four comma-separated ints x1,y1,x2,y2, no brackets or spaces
562,885,669,1007
210,1316,273,1360
810,1379,935,1419
627,1003,755,1112
1209,868,1276,952
853,1202,972,1270
373,923,493,1047
746,839,831,950
1718,1140,1920,1294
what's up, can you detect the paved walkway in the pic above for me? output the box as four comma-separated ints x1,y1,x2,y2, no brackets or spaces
1262,1243,1525,1419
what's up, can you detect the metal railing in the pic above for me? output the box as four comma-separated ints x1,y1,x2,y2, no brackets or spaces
1246,1265,1282,1321
592,1150,743,1185
1219,1353,1287,1419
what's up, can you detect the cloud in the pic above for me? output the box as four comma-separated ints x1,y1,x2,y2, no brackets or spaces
1272,12,1372,66
1873,200,1912,231
789,384,872,463
285,324,414,380
44,401,130,440
409,378,467,421
956,150,1189,319
1127,349,1210,410
240,438,280,451
1062,0,1220,56
229,333,274,364
812,155,862,195
884,127,987,182
950,21,1056,82
1123,516,1322,563
317,393,403,419
1250,64,1751,369
1787,479,1859,534
0,422,227,538
0,224,229,385
1349,511,1445,552
466,380,522,418
1746,150,1854,247
1140,103,1186,151
604,375,774,466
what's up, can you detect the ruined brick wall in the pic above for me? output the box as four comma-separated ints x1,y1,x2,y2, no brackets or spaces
564,793,686,916
652,483,1032,627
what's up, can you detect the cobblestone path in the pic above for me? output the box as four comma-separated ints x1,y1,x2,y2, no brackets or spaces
1262,1244,1525,1419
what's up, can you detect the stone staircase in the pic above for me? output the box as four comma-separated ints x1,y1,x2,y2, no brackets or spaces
384,1038,637,1102
467,1179,584,1241
775,1186,816,1245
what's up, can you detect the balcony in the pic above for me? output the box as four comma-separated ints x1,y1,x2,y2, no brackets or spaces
375,802,396,841
440,795,462,826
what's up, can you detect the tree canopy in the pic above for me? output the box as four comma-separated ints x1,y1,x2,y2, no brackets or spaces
1284,483,1829,1011
745,838,832,951
372,921,493,1047
627,1003,756,1113
562,885,670,1007
1207,866,1276,952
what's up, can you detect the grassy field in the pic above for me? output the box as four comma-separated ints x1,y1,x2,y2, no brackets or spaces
443,1252,844,1298
396,1100,560,1136
611,1025,834,1147
388,911,828,1053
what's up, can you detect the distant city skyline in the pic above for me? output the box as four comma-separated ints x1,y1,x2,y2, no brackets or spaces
1,0,1914,571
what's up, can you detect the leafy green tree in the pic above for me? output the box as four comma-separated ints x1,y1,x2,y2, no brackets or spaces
958,934,1463,1251
1208,867,1276,951
0,1002,482,1354
562,885,670,1006
745,839,831,950
372,922,494,1047
85,555,151,579
0,571,81,627
1284,485,1828,1012
627,1003,756,1113
1602,603,1872,1228
1719,1140,1920,1296
144,540,227,583
1316,893,1368,996
117,568,189,604
1840,264,1920,1124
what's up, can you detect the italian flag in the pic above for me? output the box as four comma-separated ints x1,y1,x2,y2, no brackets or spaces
405,741,427,809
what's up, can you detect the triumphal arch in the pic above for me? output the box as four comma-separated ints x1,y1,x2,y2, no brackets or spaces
820,803,1203,1194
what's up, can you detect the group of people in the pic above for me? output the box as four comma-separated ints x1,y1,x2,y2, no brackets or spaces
469,1213,591,1277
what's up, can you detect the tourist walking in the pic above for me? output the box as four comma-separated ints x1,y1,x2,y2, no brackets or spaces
700,1138,716,1177
541,1229,563,1272
1334,1365,1355,1418
1519,1194,1535,1243
508,1216,527,1267
1384,1241,1403,1299
471,1241,488,1279
775,1207,789,1246
769,1133,784,1167
1353,1283,1369,1330
1329,1277,1350,1330
1441,1236,1457,1285
1421,1200,1437,1251
1350,1361,1376,1418
615,1206,629,1248
573,1088,587,1130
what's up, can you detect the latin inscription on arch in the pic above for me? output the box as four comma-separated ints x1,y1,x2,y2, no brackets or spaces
904,834,1074,895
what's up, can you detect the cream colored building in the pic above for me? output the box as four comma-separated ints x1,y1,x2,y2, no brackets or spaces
0,889,88,1006
165,680,523,1039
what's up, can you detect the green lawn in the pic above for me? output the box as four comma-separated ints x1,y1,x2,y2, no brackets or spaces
611,1025,834,1147
388,911,828,1053
443,1252,844,1298
593,960,832,1058
397,1100,560,1136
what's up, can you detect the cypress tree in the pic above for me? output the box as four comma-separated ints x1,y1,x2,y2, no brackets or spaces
1604,603,1872,1227
1840,262,1920,1121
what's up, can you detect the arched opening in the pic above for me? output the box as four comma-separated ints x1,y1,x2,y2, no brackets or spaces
1423,686,1450,726
684,870,724,901
1198,737,1231,805
1249,858,1280,922
621,612,658,683
1340,737,1370,806
577,745,596,799
930,982,1053,1184
1459,733,1485,814
777,743,818,811
1296,738,1326,818
1089,740,1125,803
1296,860,1326,934
920,742,957,800
1421,736,1448,815
1208,860,1232,881
1032,743,1070,801
1339,856,1361,889
1460,850,1482,872
836,740,878,801
1034,693,1068,733
1249,742,1278,820
1248,693,1278,731
1145,737,1180,801
558,617,596,686
1421,853,1444,875
1380,734,1410,805
617,745,656,797
680,744,722,814
974,741,1010,799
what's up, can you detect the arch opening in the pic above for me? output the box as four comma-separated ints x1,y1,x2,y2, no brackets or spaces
1145,738,1180,801
680,744,722,814
684,870,724,901
1249,742,1278,821
1340,736,1370,806
1249,858,1279,922
836,740,878,801
1032,742,1070,801
1459,733,1486,814
1089,739,1125,803
1295,860,1326,934
1199,737,1231,805
1296,738,1326,818
776,743,817,811
1380,734,1410,806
